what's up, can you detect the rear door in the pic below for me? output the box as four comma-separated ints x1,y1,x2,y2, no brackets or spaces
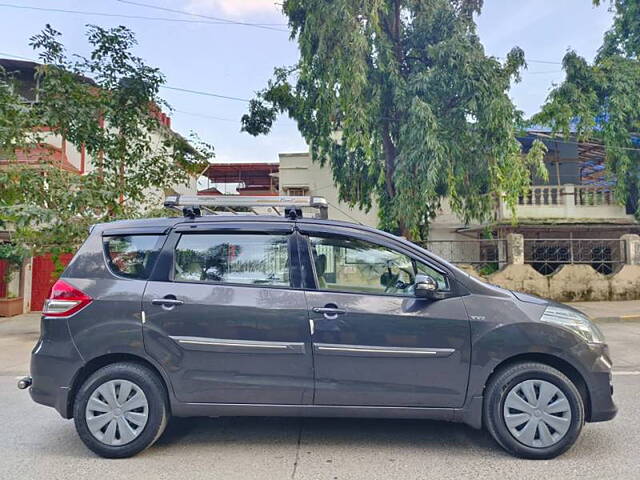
142,221,314,405
298,225,471,408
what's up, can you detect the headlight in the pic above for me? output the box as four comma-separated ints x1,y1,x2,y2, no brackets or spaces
540,306,605,344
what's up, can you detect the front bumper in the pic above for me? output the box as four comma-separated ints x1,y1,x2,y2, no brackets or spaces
583,343,617,423
29,316,84,418
587,370,617,422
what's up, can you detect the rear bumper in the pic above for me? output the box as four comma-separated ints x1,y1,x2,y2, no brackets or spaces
29,316,84,419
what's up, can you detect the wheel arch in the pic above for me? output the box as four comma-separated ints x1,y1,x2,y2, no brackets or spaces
66,352,173,419
484,352,592,422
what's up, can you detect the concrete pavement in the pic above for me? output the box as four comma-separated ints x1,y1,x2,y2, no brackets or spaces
0,309,639,479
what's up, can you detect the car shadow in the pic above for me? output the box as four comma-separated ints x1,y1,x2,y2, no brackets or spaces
154,416,503,456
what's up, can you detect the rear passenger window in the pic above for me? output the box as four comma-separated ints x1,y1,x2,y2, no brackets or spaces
174,234,290,287
103,235,163,279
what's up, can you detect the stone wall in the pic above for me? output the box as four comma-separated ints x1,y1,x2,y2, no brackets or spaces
488,265,550,299
454,233,640,302
464,262,640,302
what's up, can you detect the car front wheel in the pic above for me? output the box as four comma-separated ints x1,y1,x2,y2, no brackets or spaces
484,362,585,459
73,362,169,458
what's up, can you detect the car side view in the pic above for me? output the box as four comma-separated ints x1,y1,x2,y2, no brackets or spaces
19,195,616,459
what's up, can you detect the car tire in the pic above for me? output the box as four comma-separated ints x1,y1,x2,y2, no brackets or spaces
73,362,169,458
484,362,584,459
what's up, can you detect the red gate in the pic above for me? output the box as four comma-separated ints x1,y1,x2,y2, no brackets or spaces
30,254,73,312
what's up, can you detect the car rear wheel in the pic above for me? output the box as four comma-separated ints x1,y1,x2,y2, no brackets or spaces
73,362,169,458
484,362,584,459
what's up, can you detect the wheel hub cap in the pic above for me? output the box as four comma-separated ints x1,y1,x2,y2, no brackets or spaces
503,379,572,448
85,379,149,446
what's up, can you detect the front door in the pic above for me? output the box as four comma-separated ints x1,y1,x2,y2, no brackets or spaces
142,223,313,405
300,228,471,408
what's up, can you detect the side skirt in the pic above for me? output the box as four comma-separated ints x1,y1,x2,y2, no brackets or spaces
171,402,482,428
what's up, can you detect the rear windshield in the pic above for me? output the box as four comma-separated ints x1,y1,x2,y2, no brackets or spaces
103,235,164,279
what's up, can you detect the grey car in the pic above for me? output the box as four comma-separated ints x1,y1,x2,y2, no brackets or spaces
20,212,616,459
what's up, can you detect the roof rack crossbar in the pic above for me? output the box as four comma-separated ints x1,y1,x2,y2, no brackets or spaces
164,195,329,220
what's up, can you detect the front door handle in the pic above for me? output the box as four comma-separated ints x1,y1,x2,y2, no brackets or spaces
152,298,184,307
312,306,346,320
312,307,346,315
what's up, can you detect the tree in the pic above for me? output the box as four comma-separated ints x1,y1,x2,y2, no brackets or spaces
534,0,640,215
0,25,211,260
242,0,546,239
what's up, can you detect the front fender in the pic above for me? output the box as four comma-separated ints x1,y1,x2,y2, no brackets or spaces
467,320,600,398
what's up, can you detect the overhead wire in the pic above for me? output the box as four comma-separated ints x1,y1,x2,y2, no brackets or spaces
115,0,288,31
1,51,638,149
0,3,582,66
0,2,286,29
172,109,238,123
161,85,250,103
324,199,366,225
0,3,230,26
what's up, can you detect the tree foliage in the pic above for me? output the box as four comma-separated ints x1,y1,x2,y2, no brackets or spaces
242,0,547,239
535,0,640,214
0,25,212,261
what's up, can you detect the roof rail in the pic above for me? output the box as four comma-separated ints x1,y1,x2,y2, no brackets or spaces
164,195,329,220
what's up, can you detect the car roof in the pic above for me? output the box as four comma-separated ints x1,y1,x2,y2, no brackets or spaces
95,214,372,231
93,214,406,246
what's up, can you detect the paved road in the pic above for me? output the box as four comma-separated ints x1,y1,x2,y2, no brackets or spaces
1,315,639,480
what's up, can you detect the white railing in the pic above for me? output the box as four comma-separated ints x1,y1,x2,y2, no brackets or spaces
574,186,615,206
519,186,564,206
498,184,631,221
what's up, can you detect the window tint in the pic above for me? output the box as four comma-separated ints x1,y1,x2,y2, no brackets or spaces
104,235,163,279
174,234,290,287
309,236,448,295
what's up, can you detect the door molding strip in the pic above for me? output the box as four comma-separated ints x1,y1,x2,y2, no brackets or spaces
314,343,455,358
171,336,306,354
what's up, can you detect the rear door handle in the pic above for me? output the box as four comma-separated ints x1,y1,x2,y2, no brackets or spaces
152,298,184,307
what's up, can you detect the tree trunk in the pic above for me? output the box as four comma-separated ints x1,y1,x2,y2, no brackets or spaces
379,1,410,239
381,122,411,239
381,127,396,200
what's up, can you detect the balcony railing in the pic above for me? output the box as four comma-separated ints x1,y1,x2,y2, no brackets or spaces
519,186,564,206
574,186,615,206
496,184,632,221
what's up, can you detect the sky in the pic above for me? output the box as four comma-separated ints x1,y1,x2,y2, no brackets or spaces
0,0,615,165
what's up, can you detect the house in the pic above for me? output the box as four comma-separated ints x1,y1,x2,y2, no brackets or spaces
0,58,202,314
199,153,378,225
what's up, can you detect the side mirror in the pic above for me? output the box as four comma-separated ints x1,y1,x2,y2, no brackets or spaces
414,274,448,300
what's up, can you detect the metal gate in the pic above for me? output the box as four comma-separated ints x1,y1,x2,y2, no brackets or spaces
30,254,73,312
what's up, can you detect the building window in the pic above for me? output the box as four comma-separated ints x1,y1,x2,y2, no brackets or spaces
285,187,309,197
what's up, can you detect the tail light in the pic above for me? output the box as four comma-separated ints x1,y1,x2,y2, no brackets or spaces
43,280,93,317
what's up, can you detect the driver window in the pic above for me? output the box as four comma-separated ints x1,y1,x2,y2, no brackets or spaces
309,235,448,296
